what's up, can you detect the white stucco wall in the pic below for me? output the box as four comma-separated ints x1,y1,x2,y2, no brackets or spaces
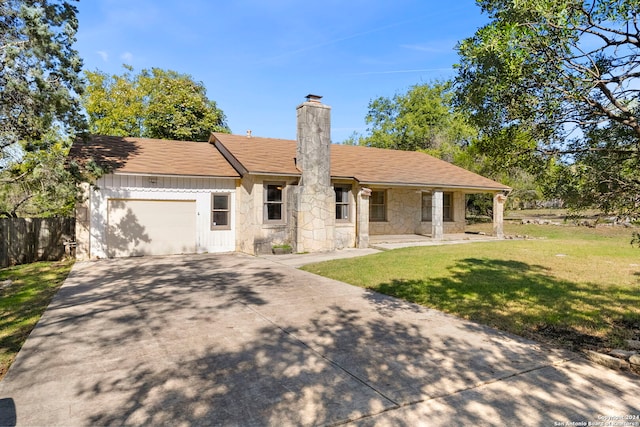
84,174,236,259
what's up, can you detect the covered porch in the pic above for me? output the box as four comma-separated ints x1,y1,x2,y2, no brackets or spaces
355,186,508,249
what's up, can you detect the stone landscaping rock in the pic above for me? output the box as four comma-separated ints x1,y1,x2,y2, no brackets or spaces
626,339,640,350
586,350,630,370
609,349,637,359
630,354,640,366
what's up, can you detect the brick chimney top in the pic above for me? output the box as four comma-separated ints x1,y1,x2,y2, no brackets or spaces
305,94,322,103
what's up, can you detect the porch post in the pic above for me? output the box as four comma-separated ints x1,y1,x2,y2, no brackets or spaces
493,192,507,239
432,190,443,240
356,187,371,248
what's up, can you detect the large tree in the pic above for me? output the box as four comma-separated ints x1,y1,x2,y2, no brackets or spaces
0,0,85,217
83,66,230,141
348,81,477,162
0,0,84,153
456,0,640,215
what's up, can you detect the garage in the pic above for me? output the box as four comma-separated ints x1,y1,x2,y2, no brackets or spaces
106,199,197,257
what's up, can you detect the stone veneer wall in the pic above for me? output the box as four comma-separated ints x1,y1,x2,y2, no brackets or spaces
334,184,358,249
235,175,297,255
369,189,466,235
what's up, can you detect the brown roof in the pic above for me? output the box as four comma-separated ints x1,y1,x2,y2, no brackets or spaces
212,133,510,191
70,135,240,178
212,133,299,175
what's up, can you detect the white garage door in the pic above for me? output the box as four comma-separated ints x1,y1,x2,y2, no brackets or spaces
107,199,196,257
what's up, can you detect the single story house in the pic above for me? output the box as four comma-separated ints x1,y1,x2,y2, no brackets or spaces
70,95,510,259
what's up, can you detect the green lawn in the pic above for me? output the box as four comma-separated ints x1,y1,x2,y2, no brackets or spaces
302,223,640,352
0,260,74,380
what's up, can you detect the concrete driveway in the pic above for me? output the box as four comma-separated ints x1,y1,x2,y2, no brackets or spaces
0,253,638,426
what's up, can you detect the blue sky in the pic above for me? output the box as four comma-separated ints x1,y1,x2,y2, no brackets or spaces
74,0,488,142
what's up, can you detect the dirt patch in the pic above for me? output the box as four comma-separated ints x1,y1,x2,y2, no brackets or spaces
529,325,605,352
528,323,640,375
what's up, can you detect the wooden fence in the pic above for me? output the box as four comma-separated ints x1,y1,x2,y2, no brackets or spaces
0,217,75,268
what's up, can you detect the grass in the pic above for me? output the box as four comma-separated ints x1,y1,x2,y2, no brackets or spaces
302,223,640,353
0,259,74,380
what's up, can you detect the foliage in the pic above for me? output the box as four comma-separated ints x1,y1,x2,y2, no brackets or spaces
347,80,549,212
303,223,640,352
0,259,74,379
0,0,86,217
455,0,640,215
0,0,85,157
349,81,477,161
83,66,230,141
0,129,83,217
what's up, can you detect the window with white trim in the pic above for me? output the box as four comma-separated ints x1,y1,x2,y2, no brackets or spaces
264,182,285,222
421,192,432,221
334,185,351,221
211,193,231,229
369,190,386,222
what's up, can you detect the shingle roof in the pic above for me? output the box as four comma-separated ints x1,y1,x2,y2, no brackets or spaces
69,135,240,178
212,133,510,191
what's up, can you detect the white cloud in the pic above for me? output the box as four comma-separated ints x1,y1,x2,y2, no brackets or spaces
120,51,134,63
401,42,455,54
97,50,109,62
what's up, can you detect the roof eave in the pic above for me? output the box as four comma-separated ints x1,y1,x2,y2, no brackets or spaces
112,171,240,179
358,180,511,192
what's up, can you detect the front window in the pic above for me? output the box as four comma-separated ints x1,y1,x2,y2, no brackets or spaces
335,185,351,221
421,192,432,221
421,191,453,221
443,192,453,221
370,190,386,222
212,193,230,229
264,183,284,222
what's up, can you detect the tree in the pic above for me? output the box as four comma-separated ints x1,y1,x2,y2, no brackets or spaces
455,0,640,215
0,129,78,217
350,81,477,162
0,0,85,217
0,0,85,154
83,66,230,141
348,80,549,214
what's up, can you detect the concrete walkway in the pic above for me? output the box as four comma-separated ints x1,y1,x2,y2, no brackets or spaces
0,253,638,426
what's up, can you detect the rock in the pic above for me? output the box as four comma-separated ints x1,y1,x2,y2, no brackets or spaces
630,354,640,366
626,339,640,350
586,350,630,370
609,349,636,359
0,280,12,289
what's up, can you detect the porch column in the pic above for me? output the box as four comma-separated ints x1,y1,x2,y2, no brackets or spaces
356,187,371,248
493,192,507,239
431,190,443,240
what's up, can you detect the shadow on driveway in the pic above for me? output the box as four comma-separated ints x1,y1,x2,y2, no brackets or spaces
0,253,638,426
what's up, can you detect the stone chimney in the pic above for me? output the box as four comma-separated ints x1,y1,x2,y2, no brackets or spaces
296,94,331,187
293,94,335,252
